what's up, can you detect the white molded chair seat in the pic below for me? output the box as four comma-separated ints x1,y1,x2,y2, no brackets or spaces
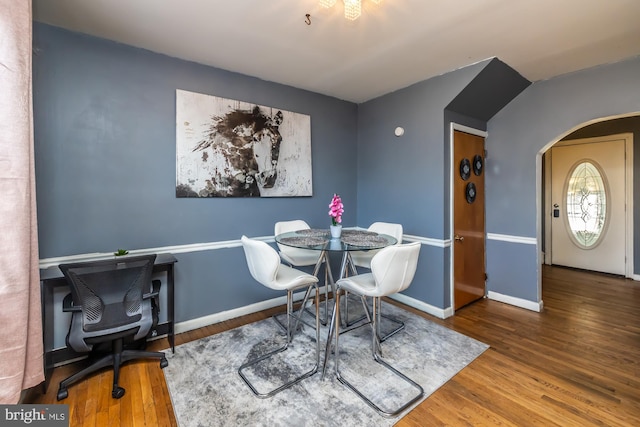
332,242,423,417
239,235,320,398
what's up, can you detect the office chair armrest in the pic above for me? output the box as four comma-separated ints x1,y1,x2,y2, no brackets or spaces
62,293,81,312
143,279,161,300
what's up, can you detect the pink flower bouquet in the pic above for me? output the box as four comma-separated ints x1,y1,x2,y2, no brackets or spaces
328,194,344,226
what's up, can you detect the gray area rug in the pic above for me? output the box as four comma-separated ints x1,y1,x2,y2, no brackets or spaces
163,300,488,427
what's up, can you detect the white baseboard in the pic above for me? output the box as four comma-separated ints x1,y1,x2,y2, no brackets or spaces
174,286,323,334
487,291,543,312
176,289,545,334
388,293,452,319
176,299,280,335
176,286,449,333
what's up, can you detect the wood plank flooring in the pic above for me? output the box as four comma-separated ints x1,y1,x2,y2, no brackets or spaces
27,265,640,426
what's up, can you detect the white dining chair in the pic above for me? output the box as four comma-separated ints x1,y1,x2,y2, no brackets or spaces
346,222,405,341
275,220,334,325
349,222,403,268
275,220,321,266
332,242,423,417
238,235,320,398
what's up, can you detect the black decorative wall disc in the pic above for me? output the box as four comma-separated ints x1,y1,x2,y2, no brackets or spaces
460,158,471,180
466,182,477,203
473,154,483,176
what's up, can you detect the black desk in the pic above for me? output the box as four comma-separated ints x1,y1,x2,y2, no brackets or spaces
39,252,177,391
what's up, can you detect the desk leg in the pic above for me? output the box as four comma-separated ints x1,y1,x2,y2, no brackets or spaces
167,264,175,353
41,282,55,393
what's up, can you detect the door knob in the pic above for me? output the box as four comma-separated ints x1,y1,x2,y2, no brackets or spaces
454,235,464,242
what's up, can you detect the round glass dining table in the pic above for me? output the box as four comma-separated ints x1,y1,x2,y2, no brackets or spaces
275,228,397,377
275,228,397,281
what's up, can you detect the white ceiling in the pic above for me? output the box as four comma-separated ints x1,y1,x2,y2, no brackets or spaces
32,0,640,103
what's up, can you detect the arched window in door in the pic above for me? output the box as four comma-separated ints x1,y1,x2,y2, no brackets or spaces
564,160,609,248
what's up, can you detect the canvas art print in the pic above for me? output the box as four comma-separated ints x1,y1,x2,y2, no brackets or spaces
175,90,312,197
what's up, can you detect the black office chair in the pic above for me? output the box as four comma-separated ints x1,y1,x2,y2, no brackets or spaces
56,254,168,401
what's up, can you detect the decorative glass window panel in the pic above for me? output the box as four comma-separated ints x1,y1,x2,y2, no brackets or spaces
565,161,608,248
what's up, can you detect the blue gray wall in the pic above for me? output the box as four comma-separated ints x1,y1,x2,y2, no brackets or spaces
355,61,486,309
486,56,640,302
356,58,530,309
33,23,358,337
34,21,640,347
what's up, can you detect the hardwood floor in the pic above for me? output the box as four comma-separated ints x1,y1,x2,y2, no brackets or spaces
28,265,640,426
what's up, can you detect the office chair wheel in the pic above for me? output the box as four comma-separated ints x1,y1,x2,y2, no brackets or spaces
160,357,168,369
112,386,125,399
56,388,68,401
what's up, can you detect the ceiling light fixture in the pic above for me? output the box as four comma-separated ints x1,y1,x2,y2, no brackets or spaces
320,0,383,21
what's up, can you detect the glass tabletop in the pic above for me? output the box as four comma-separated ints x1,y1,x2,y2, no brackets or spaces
275,229,397,252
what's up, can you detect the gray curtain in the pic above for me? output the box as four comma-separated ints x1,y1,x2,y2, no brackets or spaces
0,0,44,403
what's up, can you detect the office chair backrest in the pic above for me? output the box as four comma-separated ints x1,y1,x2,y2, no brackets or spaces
59,254,157,350
370,242,421,296
241,236,280,289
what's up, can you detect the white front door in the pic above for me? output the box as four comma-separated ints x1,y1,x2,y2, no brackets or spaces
549,136,628,275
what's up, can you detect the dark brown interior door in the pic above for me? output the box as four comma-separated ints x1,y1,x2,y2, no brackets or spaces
453,130,486,310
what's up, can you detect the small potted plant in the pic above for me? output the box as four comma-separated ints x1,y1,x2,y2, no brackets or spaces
113,249,129,257
328,194,344,238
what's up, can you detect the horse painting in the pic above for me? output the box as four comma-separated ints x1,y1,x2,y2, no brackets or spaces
190,106,283,197
175,90,312,198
